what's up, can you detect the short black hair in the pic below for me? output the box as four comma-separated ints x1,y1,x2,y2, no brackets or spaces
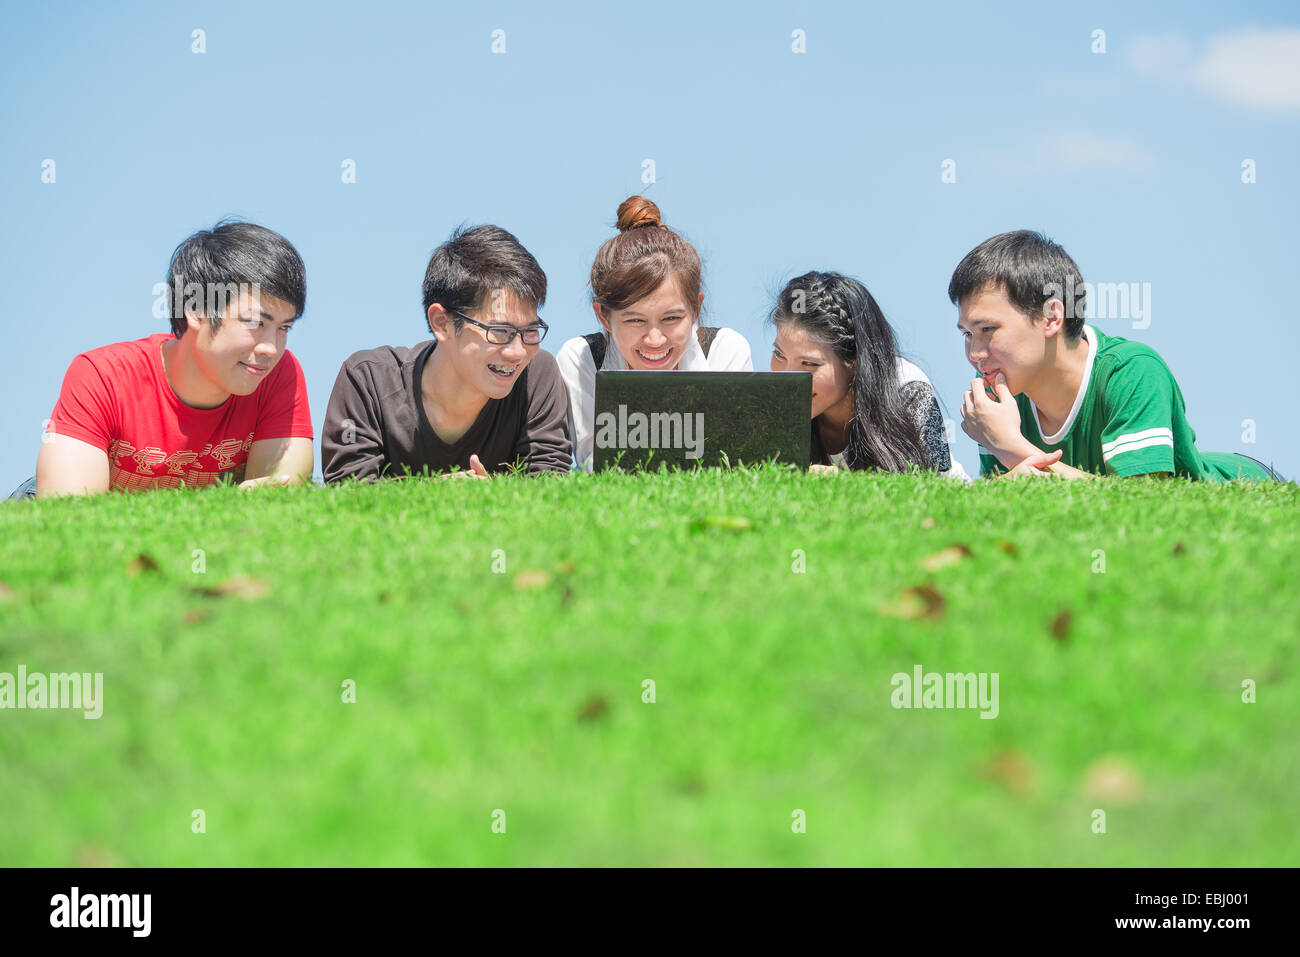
166,220,306,337
948,230,1086,341
421,224,547,332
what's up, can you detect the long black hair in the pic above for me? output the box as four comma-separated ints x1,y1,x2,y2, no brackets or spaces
771,271,932,472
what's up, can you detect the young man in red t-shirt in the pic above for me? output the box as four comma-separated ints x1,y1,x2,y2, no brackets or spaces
26,221,314,497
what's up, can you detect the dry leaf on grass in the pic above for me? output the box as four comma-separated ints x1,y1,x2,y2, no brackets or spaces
127,553,159,576
1050,610,1072,642
880,583,945,622
1083,757,1143,803
980,750,1036,796
996,540,1020,557
678,772,706,795
920,543,973,572
577,695,608,722
195,576,270,600
513,569,551,590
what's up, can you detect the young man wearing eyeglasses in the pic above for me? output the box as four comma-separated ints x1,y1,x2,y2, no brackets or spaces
321,224,573,482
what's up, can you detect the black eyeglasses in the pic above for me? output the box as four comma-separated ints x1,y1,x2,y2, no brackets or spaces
453,310,548,345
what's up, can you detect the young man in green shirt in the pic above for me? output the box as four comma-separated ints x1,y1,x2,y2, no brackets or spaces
950,230,1283,481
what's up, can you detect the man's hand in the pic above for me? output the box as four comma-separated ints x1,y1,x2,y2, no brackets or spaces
442,454,491,480
242,437,314,489
961,372,1036,466
238,473,297,490
1001,449,1063,479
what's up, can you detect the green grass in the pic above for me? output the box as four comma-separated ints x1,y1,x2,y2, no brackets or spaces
1,468,1296,866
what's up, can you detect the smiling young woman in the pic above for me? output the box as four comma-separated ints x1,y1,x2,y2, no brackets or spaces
555,196,753,471
770,271,968,480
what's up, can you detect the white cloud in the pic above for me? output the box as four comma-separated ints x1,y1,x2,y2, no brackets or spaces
1194,27,1300,113
1126,34,1193,82
1040,131,1155,172
1127,26,1300,115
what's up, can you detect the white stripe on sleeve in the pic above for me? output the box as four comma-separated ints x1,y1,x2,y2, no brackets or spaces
1101,426,1172,455
1102,433,1175,461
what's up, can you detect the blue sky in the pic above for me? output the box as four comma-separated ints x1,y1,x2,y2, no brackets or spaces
3,0,1297,489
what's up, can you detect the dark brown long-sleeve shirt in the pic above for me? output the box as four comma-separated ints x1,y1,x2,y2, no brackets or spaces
322,340,572,482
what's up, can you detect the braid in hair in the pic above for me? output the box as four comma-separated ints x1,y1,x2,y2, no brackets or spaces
772,271,933,472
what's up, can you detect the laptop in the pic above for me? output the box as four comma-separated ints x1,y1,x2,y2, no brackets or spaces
592,371,812,471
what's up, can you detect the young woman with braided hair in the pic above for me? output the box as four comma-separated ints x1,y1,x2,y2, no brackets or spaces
769,271,969,479
555,195,753,471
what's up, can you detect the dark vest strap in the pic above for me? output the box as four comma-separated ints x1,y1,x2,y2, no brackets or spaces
696,325,719,357
584,327,720,370
582,332,607,370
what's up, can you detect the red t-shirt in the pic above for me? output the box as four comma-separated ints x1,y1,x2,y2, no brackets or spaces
47,333,314,491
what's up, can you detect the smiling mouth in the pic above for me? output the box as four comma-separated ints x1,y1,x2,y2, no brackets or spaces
636,348,672,365
487,362,519,379
241,363,270,376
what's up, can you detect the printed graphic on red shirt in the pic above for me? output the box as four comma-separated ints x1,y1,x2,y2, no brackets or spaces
107,433,255,489
163,450,200,475
50,334,313,492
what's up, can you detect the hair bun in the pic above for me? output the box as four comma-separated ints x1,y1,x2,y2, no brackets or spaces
615,195,662,233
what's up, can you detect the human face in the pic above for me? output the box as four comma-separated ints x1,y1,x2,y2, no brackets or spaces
770,322,854,421
956,283,1048,397
190,288,297,397
598,277,700,370
434,290,540,400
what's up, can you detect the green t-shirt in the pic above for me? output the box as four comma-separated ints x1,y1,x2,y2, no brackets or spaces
979,325,1272,482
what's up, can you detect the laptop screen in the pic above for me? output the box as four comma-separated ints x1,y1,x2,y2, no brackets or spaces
592,371,811,470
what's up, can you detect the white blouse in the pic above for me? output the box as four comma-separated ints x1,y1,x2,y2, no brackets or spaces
555,324,754,471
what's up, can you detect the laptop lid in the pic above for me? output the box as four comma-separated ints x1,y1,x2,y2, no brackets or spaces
592,371,811,471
